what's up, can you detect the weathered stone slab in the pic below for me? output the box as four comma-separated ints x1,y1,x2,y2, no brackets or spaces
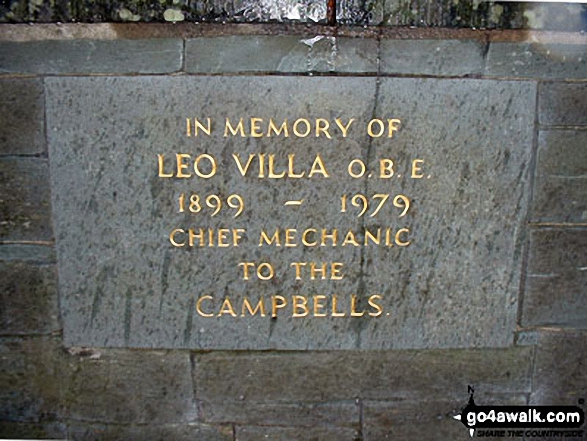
539,82,587,126
46,76,535,349
200,401,359,427
361,78,535,349
485,43,587,79
522,229,587,328
67,423,233,441
531,131,587,223
380,39,485,76
0,337,66,422
0,40,183,74
193,347,533,403
0,158,53,241
185,36,308,73
0,262,60,335
308,36,378,73
0,79,45,156
236,425,359,441
530,330,587,405
63,349,197,424
364,396,527,441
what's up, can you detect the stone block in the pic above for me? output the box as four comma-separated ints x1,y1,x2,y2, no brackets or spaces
0,79,45,156
0,337,66,422
46,76,535,349
522,229,587,328
531,330,587,405
0,158,53,241
531,131,587,223
0,40,183,74
185,36,307,73
380,39,485,76
193,347,533,403
63,349,197,424
539,82,587,126
0,262,60,335
309,36,378,73
486,43,587,79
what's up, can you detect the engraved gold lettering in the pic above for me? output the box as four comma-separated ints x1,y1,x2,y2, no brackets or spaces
242,298,266,317
335,118,354,137
271,295,287,317
194,118,212,136
411,159,424,178
238,262,255,280
267,118,289,137
368,295,383,316
367,119,385,137
308,154,329,178
169,229,185,247
315,118,331,139
196,295,214,317
218,298,237,317
176,153,191,178
331,295,346,317
157,154,174,178
259,229,280,246
292,295,309,317
250,117,263,138
293,118,311,137
313,295,327,317
268,155,286,179
225,118,245,137
351,295,365,317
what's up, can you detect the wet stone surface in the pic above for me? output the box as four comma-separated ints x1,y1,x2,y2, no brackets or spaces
46,76,535,349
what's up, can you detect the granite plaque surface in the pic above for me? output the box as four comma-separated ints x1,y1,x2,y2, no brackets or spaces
46,77,536,349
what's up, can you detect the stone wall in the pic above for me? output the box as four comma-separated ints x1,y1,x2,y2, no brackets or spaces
0,25,586,440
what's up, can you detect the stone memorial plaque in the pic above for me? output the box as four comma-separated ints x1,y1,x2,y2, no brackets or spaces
46,76,535,349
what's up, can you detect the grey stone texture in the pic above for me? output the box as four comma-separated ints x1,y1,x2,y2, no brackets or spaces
46,76,535,350
185,36,377,73
0,421,67,439
362,78,536,349
0,337,65,422
308,36,378,73
539,82,587,126
186,36,308,73
0,337,198,425
63,349,197,424
485,43,587,79
531,330,587,405
0,79,46,156
193,347,533,403
0,158,53,241
236,425,360,441
531,131,587,223
0,262,60,335
0,39,183,74
380,39,485,76
522,229,587,328
67,423,233,441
